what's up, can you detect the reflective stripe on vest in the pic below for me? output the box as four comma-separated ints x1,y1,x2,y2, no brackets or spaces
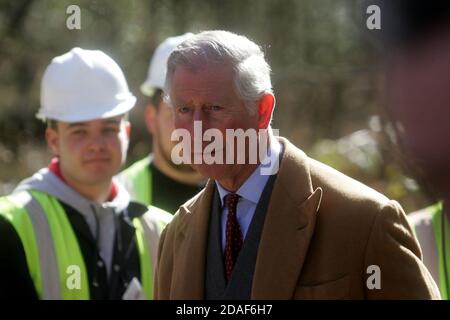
0,190,159,300
133,217,153,299
0,191,45,297
31,190,90,299
12,191,60,298
411,206,440,288
118,157,152,206
0,190,89,299
431,203,450,300
134,205,173,299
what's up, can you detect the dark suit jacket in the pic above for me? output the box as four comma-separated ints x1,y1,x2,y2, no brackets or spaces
155,137,440,299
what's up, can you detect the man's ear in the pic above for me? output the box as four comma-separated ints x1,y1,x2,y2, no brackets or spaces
257,93,275,129
124,120,131,138
144,104,157,135
45,127,59,156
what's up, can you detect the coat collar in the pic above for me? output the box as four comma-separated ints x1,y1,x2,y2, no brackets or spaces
172,137,322,299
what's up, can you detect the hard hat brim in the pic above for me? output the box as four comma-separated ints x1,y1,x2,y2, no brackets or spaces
36,96,137,123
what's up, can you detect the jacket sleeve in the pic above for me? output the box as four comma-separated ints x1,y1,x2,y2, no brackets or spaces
0,215,38,299
364,200,441,299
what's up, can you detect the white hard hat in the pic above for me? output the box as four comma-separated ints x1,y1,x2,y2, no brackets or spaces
140,33,193,96
38,47,136,122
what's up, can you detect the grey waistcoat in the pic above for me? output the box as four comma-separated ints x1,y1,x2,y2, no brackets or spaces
204,173,277,300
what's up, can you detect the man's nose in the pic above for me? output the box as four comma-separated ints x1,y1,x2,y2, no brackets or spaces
193,109,205,122
88,134,107,151
192,109,213,131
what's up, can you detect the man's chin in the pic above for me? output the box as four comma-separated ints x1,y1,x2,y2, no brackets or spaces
170,162,197,173
192,163,231,181
82,166,117,182
84,172,113,183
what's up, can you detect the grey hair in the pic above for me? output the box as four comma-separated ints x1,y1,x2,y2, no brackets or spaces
164,30,273,114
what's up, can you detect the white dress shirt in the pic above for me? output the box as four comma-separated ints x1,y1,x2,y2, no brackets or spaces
215,137,281,252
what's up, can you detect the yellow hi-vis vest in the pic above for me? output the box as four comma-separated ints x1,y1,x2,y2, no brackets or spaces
410,202,450,299
118,157,152,206
0,189,170,299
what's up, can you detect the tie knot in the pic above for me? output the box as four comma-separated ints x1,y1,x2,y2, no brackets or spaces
224,193,239,209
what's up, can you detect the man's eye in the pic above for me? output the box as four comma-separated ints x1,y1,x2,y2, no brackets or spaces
178,106,191,113
103,127,119,134
205,105,222,112
72,129,86,135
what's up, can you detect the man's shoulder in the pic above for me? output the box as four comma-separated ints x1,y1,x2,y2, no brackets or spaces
307,156,399,226
278,138,399,235
0,190,34,217
164,184,210,228
280,137,393,214
0,191,34,252
309,157,390,205
181,185,209,209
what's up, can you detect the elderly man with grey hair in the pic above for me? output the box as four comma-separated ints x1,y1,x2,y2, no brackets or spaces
154,30,440,299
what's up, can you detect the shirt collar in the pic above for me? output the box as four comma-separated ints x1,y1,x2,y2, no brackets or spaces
215,136,281,206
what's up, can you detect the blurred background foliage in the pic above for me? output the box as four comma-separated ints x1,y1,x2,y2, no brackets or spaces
0,0,430,212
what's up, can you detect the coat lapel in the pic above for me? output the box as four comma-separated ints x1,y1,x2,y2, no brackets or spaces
251,138,322,299
171,180,216,299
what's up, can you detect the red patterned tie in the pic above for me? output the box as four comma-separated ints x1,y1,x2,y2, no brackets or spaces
223,193,243,281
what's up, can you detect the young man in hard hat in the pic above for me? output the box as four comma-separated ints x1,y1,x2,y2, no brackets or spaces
0,47,171,300
118,34,205,214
